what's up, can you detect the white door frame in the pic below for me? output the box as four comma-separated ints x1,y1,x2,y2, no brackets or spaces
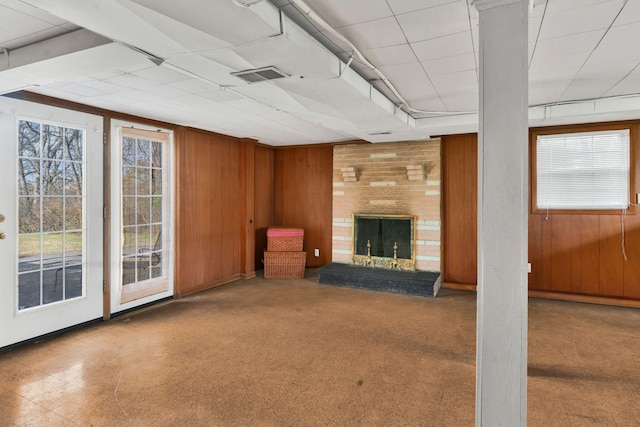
109,119,174,314
0,96,103,348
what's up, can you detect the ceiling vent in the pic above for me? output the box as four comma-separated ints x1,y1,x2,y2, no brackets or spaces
231,66,290,83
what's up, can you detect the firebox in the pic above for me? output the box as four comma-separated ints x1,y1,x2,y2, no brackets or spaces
352,214,416,270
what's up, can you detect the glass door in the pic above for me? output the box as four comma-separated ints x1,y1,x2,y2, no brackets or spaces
0,97,103,348
110,122,173,313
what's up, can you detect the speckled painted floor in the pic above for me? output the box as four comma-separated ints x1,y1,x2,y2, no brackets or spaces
1,271,639,426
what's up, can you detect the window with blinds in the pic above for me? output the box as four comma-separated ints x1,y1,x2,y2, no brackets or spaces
536,129,630,210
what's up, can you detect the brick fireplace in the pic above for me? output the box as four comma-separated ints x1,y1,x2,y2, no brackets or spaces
332,139,441,272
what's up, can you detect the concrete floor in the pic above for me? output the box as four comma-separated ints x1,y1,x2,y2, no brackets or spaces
1,271,639,426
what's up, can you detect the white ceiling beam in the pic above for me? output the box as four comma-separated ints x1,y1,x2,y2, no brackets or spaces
0,29,110,71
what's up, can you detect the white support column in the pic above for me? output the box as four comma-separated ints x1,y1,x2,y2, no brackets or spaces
474,0,528,426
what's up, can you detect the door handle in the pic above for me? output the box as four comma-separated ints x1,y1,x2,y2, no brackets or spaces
0,232,5,240
0,214,4,222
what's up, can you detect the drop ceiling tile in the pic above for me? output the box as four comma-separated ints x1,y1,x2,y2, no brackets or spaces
529,30,604,74
54,82,108,97
568,22,640,97
411,31,473,62
409,96,450,113
304,0,392,28
362,44,417,66
616,0,640,25
421,53,476,76
103,73,160,90
538,1,623,39
440,91,478,112
430,69,477,94
395,1,470,43
604,64,640,97
0,5,56,47
337,17,406,49
544,0,620,14
559,75,620,102
386,0,461,15
379,61,446,110
133,66,191,85
168,79,244,102
0,0,67,26
79,78,136,94
529,51,591,75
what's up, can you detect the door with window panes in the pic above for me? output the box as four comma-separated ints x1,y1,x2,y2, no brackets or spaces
0,97,103,348
111,124,173,313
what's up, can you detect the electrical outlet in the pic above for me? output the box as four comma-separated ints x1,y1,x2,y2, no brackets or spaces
314,248,320,257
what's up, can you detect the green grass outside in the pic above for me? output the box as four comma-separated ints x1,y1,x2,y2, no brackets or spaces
19,233,82,257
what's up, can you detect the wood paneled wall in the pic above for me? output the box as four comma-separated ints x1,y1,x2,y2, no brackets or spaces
441,122,640,301
442,134,477,285
254,146,275,269
273,146,333,268
175,128,248,295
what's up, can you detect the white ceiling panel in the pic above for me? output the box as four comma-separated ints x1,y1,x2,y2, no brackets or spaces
615,0,640,26
362,44,417,67
0,0,66,25
168,79,245,103
337,17,406,50
537,1,624,40
430,69,477,94
411,31,474,62
604,64,640,97
529,67,580,105
386,0,461,16
544,0,620,14
132,66,191,86
0,5,60,47
395,1,470,43
422,53,476,76
530,30,604,61
51,82,109,98
304,0,392,28
68,78,132,95
530,51,591,77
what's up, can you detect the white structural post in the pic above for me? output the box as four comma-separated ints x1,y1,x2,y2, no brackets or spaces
474,0,528,426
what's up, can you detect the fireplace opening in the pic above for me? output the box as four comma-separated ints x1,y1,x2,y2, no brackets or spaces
352,214,415,270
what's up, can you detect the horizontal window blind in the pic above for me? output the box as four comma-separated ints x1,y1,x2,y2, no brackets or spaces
536,129,630,210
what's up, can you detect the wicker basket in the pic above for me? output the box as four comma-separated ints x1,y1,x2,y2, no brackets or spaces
267,227,304,252
264,251,306,279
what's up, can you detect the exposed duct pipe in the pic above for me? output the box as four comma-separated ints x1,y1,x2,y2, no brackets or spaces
288,0,475,116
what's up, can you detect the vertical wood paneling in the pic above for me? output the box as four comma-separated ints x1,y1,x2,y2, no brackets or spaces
441,123,640,301
550,216,572,292
273,145,333,268
527,214,542,289
580,215,601,295
623,214,640,299
600,214,624,297
254,146,274,269
442,134,477,284
240,141,255,276
569,217,582,293
175,129,244,295
539,215,553,290
463,135,478,283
